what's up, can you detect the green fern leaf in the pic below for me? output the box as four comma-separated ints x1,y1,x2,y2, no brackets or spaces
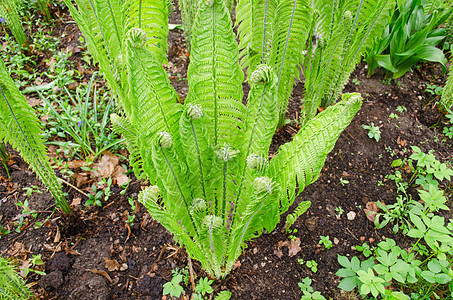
285,201,311,232
151,132,196,235
268,0,312,127
126,0,170,64
0,0,28,48
236,0,277,73
269,93,362,212
179,0,199,51
179,105,212,201
302,0,393,124
232,65,279,225
110,113,147,179
125,30,183,180
64,0,128,109
139,187,209,269
0,257,34,300
0,59,69,214
226,177,279,275
440,60,453,111
186,0,245,147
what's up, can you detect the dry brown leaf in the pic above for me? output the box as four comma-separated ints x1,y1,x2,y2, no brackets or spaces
44,243,62,253
8,242,28,257
88,269,113,284
19,260,31,277
275,238,302,258
71,197,82,207
364,201,379,222
104,258,121,272
67,160,87,169
287,238,301,257
54,227,61,243
27,97,41,107
112,165,129,186
72,172,90,187
92,152,119,178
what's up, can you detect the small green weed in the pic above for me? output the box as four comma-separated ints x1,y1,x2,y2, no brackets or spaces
319,235,333,250
362,122,381,142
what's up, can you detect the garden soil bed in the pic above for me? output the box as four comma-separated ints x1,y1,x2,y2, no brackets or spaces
1,2,452,300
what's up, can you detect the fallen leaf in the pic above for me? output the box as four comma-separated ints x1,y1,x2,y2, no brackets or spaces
88,269,113,284
19,260,31,277
287,238,301,257
44,243,62,253
54,227,61,243
275,238,302,258
71,197,81,207
104,258,121,272
72,172,90,187
112,165,129,186
8,242,28,257
68,160,87,169
27,97,41,107
92,152,119,178
364,201,379,222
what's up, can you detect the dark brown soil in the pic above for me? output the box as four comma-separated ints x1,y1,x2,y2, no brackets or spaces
0,2,452,300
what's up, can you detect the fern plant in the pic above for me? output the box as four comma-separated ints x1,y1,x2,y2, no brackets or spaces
236,0,395,127
0,0,29,49
440,62,453,111
67,0,364,278
0,59,70,214
0,256,34,300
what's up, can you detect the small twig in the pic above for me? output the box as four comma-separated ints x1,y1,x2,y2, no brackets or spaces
188,255,196,292
344,129,354,139
345,227,360,242
59,178,89,198
156,244,168,263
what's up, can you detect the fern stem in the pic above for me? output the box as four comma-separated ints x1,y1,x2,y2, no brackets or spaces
208,216,221,277
222,160,227,224
139,0,142,27
105,0,122,51
160,148,199,236
261,0,269,63
276,0,297,128
190,120,207,200
229,86,267,236
211,4,219,145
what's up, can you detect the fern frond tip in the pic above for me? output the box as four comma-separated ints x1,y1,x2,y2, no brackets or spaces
127,28,148,49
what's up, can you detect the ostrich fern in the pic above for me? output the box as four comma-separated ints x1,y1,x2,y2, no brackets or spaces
0,257,34,300
0,59,70,214
440,63,453,111
0,0,29,49
67,0,365,278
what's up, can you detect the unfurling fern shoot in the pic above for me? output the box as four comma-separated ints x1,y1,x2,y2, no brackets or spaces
66,0,370,279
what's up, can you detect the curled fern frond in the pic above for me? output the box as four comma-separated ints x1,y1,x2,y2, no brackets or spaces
126,0,170,64
249,64,276,86
246,155,267,172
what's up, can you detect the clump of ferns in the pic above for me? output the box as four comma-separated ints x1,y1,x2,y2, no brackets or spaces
67,0,363,279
